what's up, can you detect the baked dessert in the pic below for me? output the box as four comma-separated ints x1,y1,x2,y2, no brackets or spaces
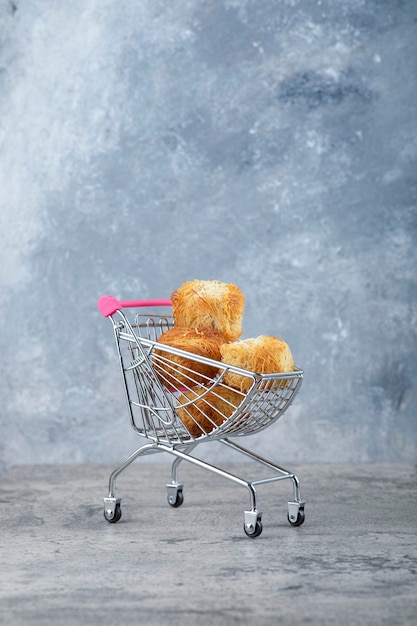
220,335,295,393
170,279,245,343
176,384,243,438
153,326,225,389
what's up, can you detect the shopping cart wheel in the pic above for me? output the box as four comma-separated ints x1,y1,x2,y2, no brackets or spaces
104,498,122,523
287,502,305,527
243,520,263,538
167,484,184,508
244,510,263,538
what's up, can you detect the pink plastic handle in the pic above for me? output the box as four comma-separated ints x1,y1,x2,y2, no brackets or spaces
98,295,172,317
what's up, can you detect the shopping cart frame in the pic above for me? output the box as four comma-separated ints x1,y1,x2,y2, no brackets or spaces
98,295,305,538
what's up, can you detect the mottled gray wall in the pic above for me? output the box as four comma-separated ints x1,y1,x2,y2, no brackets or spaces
1,0,416,474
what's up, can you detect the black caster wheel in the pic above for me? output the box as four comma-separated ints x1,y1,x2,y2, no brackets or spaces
167,489,184,508
288,508,305,527
104,502,122,523
244,520,263,538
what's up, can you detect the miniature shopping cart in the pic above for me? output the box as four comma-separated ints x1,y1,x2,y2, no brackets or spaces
98,295,305,538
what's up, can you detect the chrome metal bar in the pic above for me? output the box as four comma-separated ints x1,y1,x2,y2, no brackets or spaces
170,442,199,484
158,444,258,512
251,475,299,487
108,442,159,497
220,438,302,502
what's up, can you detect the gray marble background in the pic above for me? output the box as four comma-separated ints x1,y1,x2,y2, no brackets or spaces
1,0,416,474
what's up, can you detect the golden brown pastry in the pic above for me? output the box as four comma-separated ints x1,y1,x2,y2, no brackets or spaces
220,335,295,393
153,326,225,389
171,279,245,343
176,384,243,438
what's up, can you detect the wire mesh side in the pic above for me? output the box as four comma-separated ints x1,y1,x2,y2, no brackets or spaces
113,313,190,444
113,311,303,445
213,373,303,437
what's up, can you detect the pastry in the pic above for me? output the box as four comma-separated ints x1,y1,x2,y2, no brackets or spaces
220,335,295,393
176,384,243,437
153,326,224,388
171,279,245,343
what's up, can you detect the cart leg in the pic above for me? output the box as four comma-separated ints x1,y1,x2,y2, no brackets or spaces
220,438,306,528
159,443,263,537
169,443,198,484
104,442,158,523
243,481,263,538
166,443,198,508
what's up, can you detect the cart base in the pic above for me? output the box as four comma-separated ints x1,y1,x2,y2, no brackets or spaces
103,437,305,538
